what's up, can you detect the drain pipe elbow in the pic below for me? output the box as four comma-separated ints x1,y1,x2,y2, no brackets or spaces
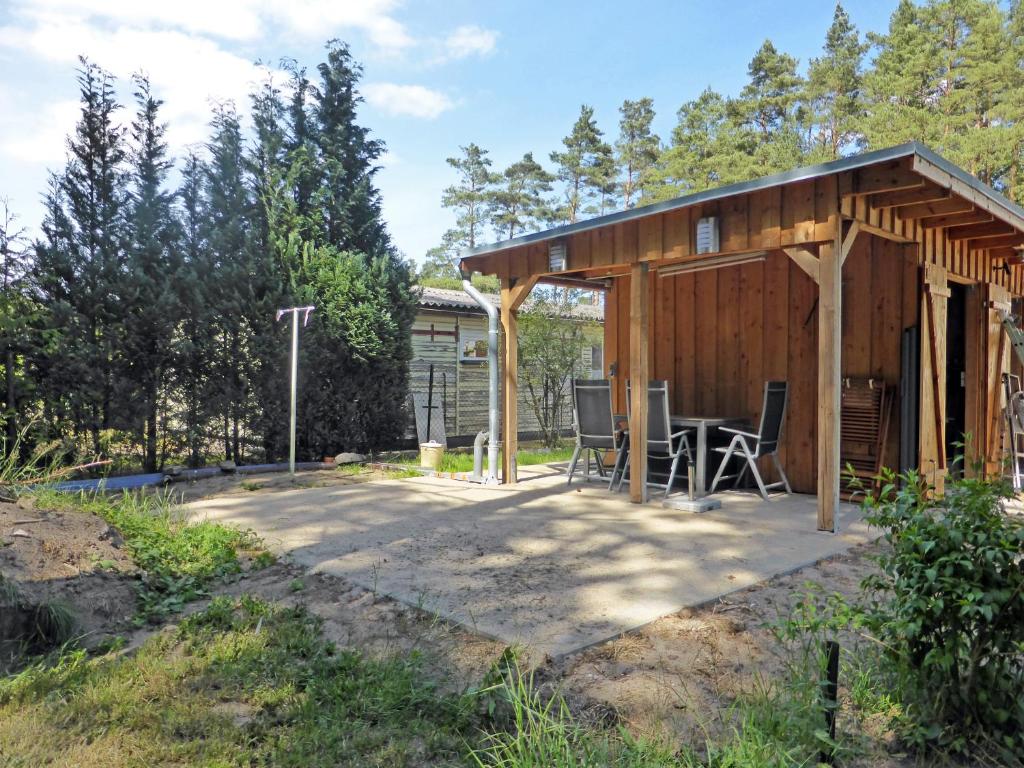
459,268,500,483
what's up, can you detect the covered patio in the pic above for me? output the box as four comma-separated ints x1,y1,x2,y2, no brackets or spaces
459,142,1024,531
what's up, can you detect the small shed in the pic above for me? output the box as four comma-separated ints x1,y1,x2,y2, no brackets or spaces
457,142,1024,531
409,285,604,443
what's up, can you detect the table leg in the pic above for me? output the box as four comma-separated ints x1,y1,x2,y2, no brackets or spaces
694,423,708,497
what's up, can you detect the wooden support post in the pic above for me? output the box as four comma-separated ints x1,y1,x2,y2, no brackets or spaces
499,276,538,484
629,262,650,503
817,237,841,532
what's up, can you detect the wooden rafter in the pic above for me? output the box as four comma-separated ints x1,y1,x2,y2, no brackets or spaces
919,209,993,229
967,233,1024,251
898,196,974,219
946,221,1016,241
847,160,924,196
870,184,949,209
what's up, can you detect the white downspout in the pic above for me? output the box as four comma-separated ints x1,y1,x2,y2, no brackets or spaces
458,263,500,484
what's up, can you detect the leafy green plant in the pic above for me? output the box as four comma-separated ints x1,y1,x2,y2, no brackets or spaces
860,467,1024,759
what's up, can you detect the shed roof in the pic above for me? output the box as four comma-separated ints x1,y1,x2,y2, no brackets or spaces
458,141,1024,266
416,284,604,322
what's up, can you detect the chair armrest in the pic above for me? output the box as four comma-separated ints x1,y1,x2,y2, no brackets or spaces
670,427,694,439
719,426,758,439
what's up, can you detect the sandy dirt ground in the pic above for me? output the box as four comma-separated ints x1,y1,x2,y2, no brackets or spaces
166,466,398,502
0,498,138,667
187,467,874,656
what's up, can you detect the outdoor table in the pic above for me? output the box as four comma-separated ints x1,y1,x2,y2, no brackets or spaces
615,414,746,497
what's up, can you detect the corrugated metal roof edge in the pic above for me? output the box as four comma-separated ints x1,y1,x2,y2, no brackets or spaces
415,285,604,321
456,141,1024,264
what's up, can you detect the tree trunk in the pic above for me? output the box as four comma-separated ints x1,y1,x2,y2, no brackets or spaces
4,348,16,447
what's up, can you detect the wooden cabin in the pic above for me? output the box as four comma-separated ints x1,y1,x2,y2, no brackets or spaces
408,285,604,444
457,142,1024,531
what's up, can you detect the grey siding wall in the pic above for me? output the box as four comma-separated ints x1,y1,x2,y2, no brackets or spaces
407,308,601,442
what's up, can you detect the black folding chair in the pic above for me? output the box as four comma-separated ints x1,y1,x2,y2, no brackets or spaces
614,380,694,499
567,379,625,489
709,380,792,499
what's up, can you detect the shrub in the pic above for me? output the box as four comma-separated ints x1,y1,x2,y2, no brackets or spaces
861,468,1024,758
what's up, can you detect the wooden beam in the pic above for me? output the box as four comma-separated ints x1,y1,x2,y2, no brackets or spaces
628,262,650,504
989,247,1024,262
840,220,861,266
947,221,1017,241
968,234,1024,251
919,209,993,229
848,160,924,196
782,246,819,284
870,184,950,209
898,196,974,220
817,236,841,532
852,219,917,244
499,275,538,484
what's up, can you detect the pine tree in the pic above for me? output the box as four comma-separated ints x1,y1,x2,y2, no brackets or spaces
551,105,615,223
616,98,660,207
315,40,391,257
173,151,217,467
441,143,497,250
646,88,750,201
0,199,33,446
490,152,554,239
33,58,127,456
805,3,867,159
204,103,252,462
861,0,939,149
121,74,181,471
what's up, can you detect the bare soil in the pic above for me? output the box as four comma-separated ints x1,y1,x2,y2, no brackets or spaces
0,498,138,668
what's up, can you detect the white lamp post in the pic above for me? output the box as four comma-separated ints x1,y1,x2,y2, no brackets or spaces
276,305,315,474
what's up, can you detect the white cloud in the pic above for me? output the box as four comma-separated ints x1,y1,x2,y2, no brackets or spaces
443,25,498,60
362,83,454,119
0,99,79,164
1,0,414,51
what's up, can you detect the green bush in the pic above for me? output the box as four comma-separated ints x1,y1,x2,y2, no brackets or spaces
861,468,1024,758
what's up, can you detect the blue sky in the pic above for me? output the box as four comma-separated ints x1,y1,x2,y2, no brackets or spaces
0,0,900,264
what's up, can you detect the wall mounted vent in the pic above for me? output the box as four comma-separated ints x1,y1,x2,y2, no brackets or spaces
549,241,568,272
695,216,720,254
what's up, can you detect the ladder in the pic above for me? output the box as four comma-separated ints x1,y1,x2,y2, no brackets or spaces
998,310,1024,488
998,310,1024,368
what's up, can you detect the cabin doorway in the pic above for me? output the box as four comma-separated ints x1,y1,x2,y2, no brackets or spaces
945,282,968,477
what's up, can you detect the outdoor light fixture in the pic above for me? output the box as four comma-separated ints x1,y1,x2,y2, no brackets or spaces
695,216,720,254
548,241,568,272
658,251,767,277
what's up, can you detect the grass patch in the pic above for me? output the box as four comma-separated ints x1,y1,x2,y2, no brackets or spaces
33,489,264,623
0,596,474,767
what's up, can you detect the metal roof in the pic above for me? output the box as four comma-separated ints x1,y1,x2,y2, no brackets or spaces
416,284,604,322
458,141,1024,263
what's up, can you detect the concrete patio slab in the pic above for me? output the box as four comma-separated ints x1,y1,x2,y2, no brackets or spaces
188,465,875,657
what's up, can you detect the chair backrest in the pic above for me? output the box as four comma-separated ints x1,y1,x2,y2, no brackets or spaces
572,379,615,448
755,381,788,456
625,379,673,451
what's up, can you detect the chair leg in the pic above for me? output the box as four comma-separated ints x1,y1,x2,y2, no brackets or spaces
566,445,581,486
740,443,770,500
665,449,684,499
710,436,741,493
770,452,792,494
609,444,626,491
